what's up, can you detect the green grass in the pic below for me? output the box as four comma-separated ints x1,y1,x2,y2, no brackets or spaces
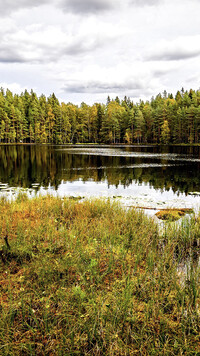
0,196,200,355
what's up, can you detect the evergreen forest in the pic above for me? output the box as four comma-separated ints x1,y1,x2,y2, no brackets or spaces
1,87,200,144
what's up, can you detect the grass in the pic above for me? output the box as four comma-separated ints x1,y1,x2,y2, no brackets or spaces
0,195,200,355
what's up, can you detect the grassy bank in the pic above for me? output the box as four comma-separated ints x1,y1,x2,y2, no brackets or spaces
0,195,200,355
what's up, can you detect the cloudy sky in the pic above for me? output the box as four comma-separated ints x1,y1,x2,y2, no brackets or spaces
1,0,200,104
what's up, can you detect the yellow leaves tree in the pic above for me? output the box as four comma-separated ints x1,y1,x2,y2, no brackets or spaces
161,120,170,144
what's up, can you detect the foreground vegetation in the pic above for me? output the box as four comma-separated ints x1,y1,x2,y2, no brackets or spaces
1,87,200,145
0,196,200,355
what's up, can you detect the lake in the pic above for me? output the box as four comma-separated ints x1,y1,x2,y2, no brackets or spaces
1,144,200,212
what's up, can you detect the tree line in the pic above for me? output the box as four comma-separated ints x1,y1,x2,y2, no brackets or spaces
1,87,200,144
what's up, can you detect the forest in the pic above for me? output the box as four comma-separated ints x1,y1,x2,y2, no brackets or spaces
1,87,200,144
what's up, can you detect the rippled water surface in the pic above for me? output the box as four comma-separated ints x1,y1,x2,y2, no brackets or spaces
1,144,200,210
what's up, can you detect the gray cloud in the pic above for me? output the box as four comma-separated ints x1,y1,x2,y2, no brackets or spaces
153,69,168,78
60,0,161,13
148,49,200,61
0,38,102,65
63,79,144,94
0,51,25,63
129,0,161,6
0,0,49,16
59,0,115,14
153,67,175,77
0,41,28,63
62,35,108,56
40,36,105,61
0,37,108,65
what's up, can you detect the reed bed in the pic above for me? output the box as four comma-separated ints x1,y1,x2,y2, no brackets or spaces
0,195,200,355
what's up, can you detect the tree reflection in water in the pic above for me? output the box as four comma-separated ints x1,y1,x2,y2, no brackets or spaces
0,144,200,195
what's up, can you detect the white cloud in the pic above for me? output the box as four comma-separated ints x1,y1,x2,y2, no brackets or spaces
0,82,30,94
0,23,117,64
0,0,200,104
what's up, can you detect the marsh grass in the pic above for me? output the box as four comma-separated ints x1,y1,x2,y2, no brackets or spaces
0,196,200,355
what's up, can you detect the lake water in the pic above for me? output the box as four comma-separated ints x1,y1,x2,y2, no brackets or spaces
1,144,200,212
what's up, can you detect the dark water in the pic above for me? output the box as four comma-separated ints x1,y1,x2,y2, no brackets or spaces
1,144,200,208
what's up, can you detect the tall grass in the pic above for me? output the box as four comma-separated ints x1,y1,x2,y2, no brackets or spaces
0,196,200,355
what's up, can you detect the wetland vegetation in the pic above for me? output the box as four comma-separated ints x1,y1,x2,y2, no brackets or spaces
0,196,200,355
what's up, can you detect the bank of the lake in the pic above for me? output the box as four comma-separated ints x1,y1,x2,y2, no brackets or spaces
0,195,200,355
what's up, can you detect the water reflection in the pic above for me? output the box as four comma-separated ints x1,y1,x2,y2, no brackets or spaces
0,144,200,196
